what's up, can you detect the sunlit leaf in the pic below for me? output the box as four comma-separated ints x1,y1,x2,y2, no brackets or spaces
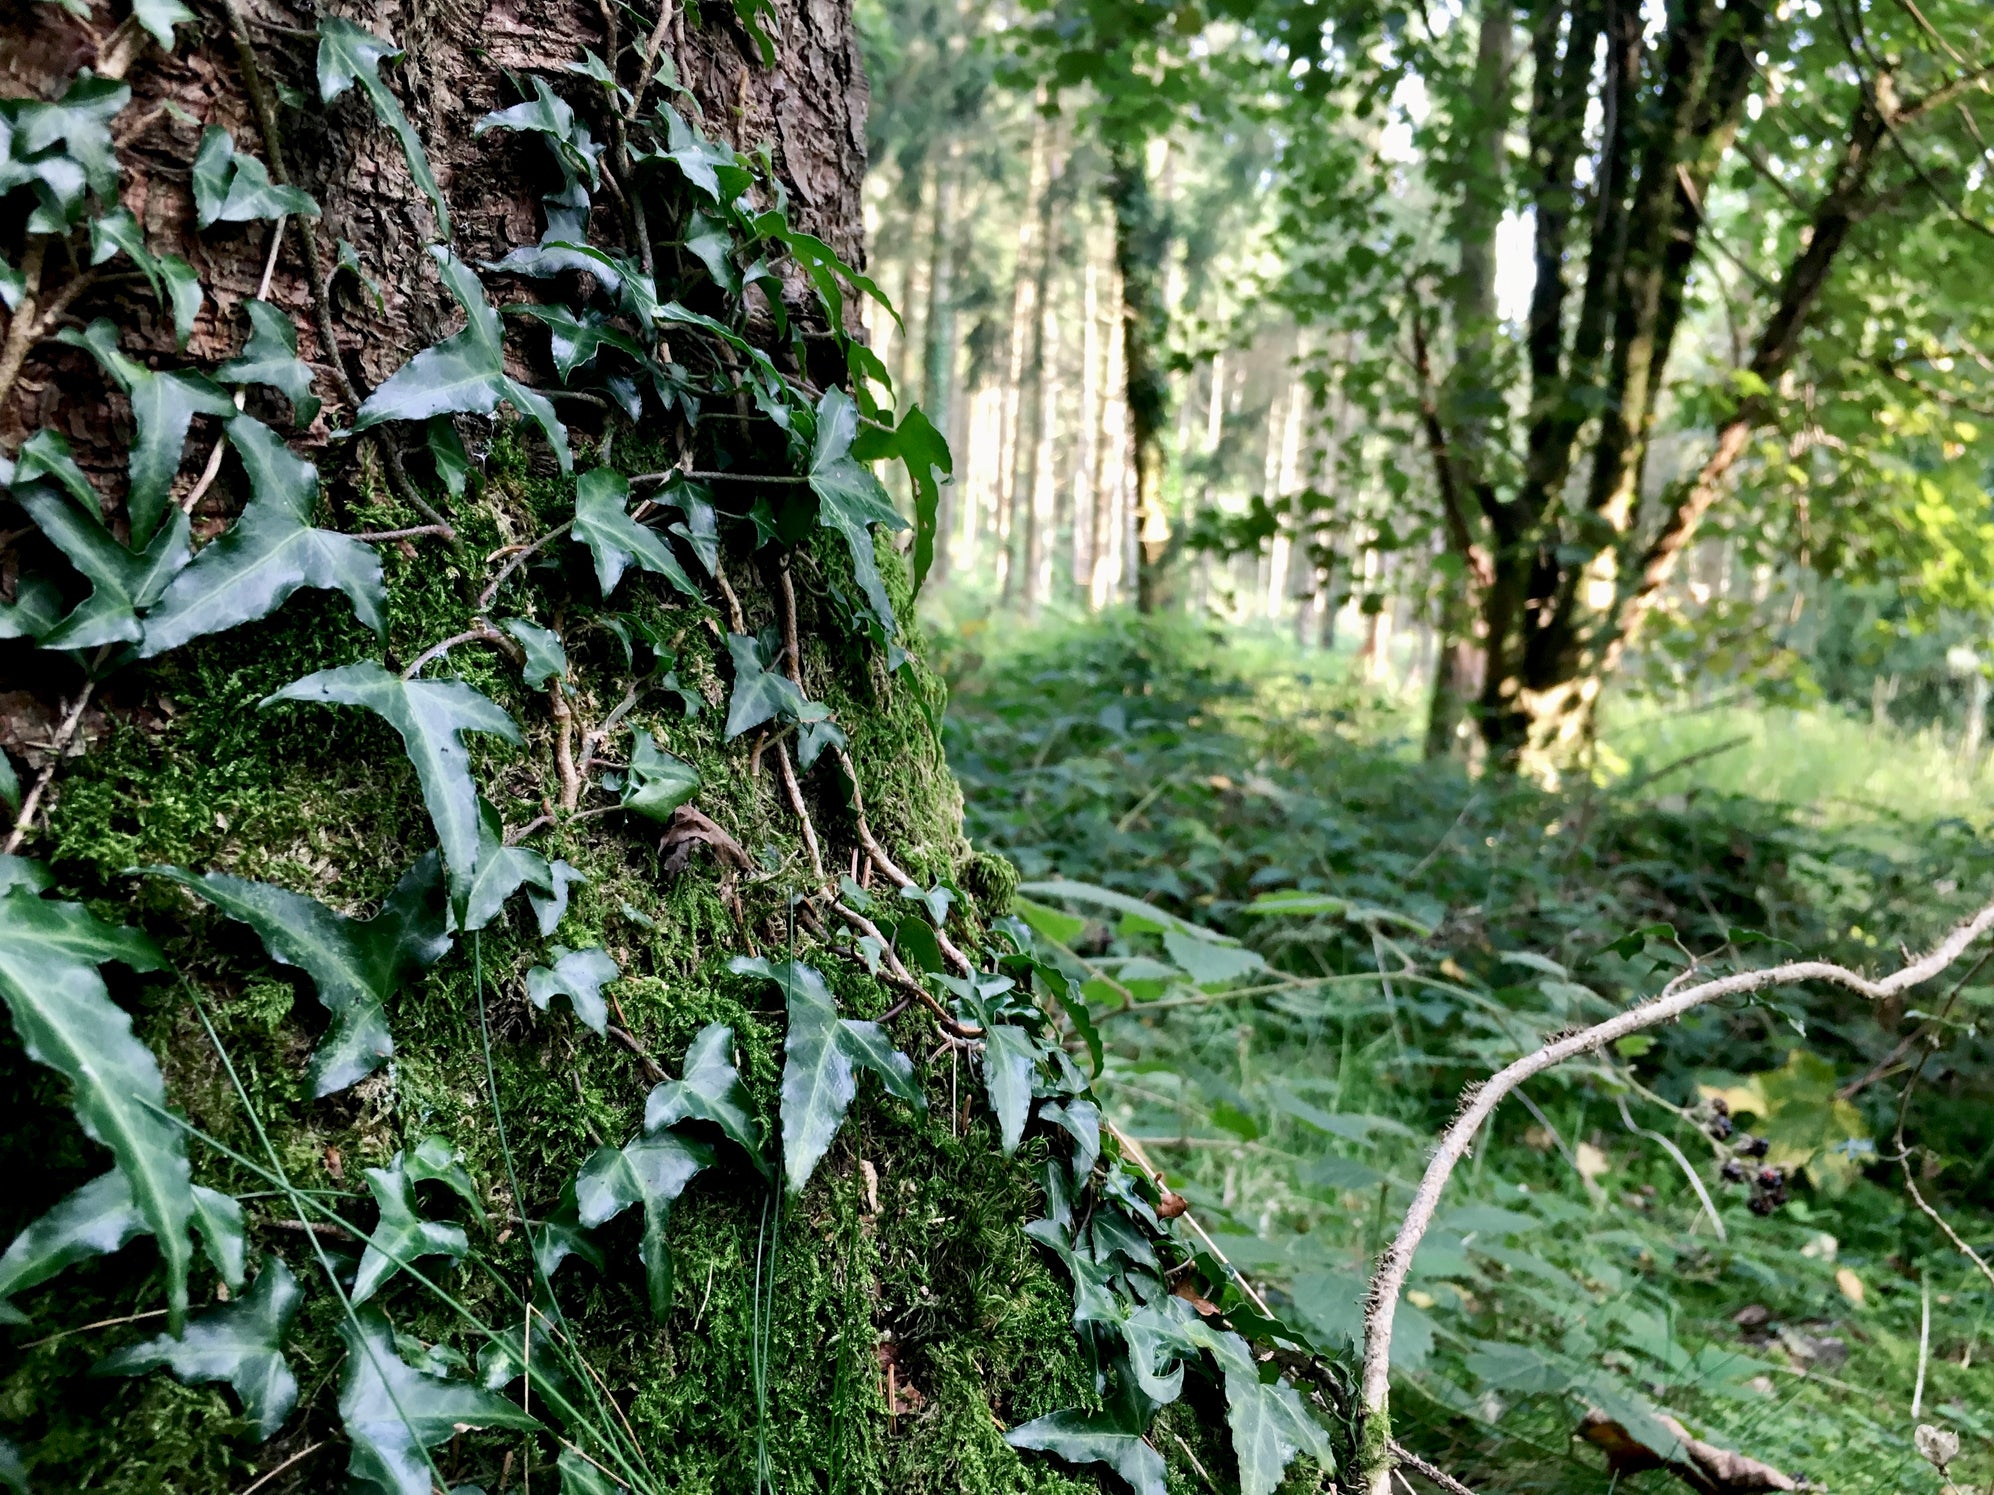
262,662,522,889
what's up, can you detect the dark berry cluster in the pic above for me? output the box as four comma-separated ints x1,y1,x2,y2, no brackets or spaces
1705,1098,1787,1213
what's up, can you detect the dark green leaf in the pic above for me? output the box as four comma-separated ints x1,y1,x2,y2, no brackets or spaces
403,1136,485,1225
159,255,202,351
531,1179,604,1279
723,631,808,740
622,732,700,821
450,799,551,934
507,303,648,383
474,77,600,189
1005,1404,1165,1495
354,247,568,473
148,856,450,1097
0,575,63,641
426,417,470,498
1184,1323,1333,1495
139,418,381,656
17,481,191,650
1039,1097,1101,1178
527,945,619,1036
0,1172,145,1310
216,300,320,426
189,127,318,228
857,405,949,597
558,1447,619,1494
573,1130,713,1317
262,662,522,889
0,753,15,814
981,1021,1039,1154
731,956,923,1194
0,890,192,1325
527,860,585,938
643,1022,767,1176
570,468,696,597
95,1257,301,1440
316,18,451,239
337,1305,538,1495
808,386,907,640
354,1154,470,1302
89,206,162,298
56,319,235,543
500,618,566,689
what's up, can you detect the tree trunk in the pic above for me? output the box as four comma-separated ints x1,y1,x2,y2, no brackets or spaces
1108,138,1173,614
0,4,1092,1492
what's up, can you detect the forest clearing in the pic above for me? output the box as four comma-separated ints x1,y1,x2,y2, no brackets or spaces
2,0,1992,1490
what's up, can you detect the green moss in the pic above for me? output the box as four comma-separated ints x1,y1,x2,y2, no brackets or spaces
3,439,1113,1493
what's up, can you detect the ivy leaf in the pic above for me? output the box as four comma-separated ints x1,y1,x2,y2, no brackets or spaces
0,753,17,813
316,18,452,239
0,1172,145,1311
730,956,923,1194
90,206,163,299
7,74,127,215
644,1022,768,1177
160,255,202,351
527,945,619,1036
528,861,586,937
875,404,949,597
808,386,908,641
621,732,700,822
95,1257,302,1440
683,210,741,295
353,1154,470,1302
570,468,696,598
451,799,554,934
148,855,451,1097
0,887,196,1327
139,418,383,657
1040,1097,1102,1179
982,1022,1041,1155
337,1304,539,1495
131,0,195,51
649,105,753,203
1185,1324,1333,1495
557,1448,620,1495
16,481,191,650
474,77,600,189
500,618,566,688
507,302,648,382
0,574,63,642
189,127,319,229
215,300,320,427
573,1130,714,1317
427,418,471,498
191,1185,248,1290
262,662,523,890
55,319,235,544
722,631,807,740
531,1178,606,1279
1005,1400,1166,1495
403,1136,485,1225
354,246,569,473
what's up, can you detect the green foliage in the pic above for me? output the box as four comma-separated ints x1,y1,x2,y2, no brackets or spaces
262,663,521,894
809,386,911,641
214,300,321,426
336,1305,539,1495
315,17,452,238
620,733,700,822
149,857,451,1097
526,945,621,1035
571,468,697,598
573,1131,714,1316
95,1257,302,1440
352,1153,471,1302
643,1022,769,1177
189,127,319,230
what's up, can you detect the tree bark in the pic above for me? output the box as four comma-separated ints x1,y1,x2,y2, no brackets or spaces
1109,137,1174,614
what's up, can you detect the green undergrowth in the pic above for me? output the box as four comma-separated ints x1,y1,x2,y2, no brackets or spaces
942,611,1994,1495
0,440,1101,1494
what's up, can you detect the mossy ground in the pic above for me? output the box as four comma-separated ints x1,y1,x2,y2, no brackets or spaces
0,435,1208,1493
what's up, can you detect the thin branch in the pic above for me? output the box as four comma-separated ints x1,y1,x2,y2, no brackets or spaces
1389,1442,1481,1495
477,521,573,613
1902,1166,1994,1292
350,524,454,543
3,674,100,855
401,623,506,679
1615,1093,1726,1242
1352,895,1994,1494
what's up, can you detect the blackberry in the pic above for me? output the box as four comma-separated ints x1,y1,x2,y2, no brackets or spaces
1721,1159,1747,1183
1738,1134,1770,1158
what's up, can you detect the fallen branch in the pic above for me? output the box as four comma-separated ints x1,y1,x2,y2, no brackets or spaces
1350,895,1994,1495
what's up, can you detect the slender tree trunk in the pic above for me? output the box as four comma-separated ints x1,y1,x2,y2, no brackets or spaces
921,144,958,587
996,103,1052,601
1108,137,1173,613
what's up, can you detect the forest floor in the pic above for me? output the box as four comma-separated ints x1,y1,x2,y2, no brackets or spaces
933,608,1994,1495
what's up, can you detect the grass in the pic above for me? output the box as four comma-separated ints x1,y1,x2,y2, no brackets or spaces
935,606,1994,1495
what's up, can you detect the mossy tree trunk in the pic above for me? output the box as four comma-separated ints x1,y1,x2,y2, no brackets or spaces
0,3,1123,1491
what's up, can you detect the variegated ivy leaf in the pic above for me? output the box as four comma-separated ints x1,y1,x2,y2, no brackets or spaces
337,1305,539,1495
643,1022,768,1177
261,662,523,891
55,318,235,544
573,1130,713,1317
0,877,204,1328
95,1257,302,1441
139,418,383,656
315,18,451,238
808,386,908,642
352,1153,470,1302
354,246,569,472
570,467,697,598
526,945,619,1036
189,126,319,231
215,300,321,427
729,956,923,1193
148,855,451,1097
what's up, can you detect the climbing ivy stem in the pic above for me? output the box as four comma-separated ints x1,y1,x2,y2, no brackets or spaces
3,644,110,854
479,520,573,612
401,622,508,679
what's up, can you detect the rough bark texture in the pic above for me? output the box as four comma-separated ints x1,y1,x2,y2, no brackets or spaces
0,3,1158,1491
